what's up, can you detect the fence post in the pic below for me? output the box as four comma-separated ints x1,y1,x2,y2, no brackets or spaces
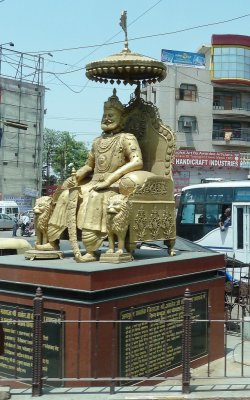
32,287,44,397
182,288,192,394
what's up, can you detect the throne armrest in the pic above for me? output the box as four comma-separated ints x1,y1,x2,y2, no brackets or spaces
119,170,174,201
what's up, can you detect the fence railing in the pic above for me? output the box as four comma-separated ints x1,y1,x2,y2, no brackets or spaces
1,283,250,397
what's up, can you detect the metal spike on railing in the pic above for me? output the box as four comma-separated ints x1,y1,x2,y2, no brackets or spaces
182,288,192,394
32,287,44,397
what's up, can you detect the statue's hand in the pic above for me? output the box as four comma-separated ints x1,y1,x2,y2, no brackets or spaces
91,180,110,191
76,170,85,183
62,176,77,189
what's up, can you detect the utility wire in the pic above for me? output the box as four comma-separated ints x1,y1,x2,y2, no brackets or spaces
44,0,163,87
28,12,250,55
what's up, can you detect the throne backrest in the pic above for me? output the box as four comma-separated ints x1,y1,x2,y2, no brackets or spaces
123,96,176,179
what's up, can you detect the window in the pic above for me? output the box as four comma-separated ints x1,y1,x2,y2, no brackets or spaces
235,188,250,201
213,92,241,109
205,204,219,224
177,84,197,101
182,188,205,204
212,45,250,81
206,187,233,203
180,203,205,224
178,116,197,133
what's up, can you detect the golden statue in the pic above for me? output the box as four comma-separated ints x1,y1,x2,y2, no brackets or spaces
32,87,176,263
30,11,176,263
37,89,143,261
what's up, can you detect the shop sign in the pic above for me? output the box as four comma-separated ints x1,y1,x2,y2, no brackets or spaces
174,150,240,169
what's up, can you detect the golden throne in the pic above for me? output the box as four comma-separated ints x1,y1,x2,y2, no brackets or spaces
105,93,176,258
33,93,176,263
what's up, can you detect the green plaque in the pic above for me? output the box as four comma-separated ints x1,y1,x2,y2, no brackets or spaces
0,303,63,384
119,291,207,378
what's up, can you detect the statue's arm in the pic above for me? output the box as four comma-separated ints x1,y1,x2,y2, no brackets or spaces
61,145,95,188
107,136,143,185
76,164,93,183
75,147,95,183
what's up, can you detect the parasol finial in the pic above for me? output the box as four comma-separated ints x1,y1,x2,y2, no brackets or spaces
120,10,129,52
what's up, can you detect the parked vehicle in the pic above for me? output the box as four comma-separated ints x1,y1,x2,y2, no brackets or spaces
176,180,250,278
0,201,19,219
0,213,14,230
0,238,32,255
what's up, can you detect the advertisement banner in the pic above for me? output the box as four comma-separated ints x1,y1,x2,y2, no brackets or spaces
173,170,190,193
4,196,33,212
23,187,39,197
174,150,240,169
161,49,205,68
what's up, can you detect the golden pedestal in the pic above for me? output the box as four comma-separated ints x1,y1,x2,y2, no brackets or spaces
24,249,64,261
99,252,133,263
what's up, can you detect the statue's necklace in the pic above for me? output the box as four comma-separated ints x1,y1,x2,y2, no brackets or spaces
98,134,120,153
96,135,122,173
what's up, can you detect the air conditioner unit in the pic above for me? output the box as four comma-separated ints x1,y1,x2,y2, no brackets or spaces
183,121,192,127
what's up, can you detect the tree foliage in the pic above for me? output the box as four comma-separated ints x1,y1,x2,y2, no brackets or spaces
43,128,89,183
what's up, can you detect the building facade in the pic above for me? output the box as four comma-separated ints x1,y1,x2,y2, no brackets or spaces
0,58,45,211
141,34,250,192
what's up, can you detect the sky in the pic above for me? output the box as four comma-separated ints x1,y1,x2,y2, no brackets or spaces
1,0,250,148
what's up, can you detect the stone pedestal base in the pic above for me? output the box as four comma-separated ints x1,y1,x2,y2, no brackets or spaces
0,248,225,388
24,249,64,261
99,251,133,263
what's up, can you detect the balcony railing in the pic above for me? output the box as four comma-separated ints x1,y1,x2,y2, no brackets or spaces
213,103,250,112
212,128,250,142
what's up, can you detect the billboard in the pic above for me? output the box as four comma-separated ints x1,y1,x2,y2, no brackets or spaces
161,49,205,68
174,150,240,169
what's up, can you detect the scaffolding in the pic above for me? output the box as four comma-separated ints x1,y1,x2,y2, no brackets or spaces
0,46,45,207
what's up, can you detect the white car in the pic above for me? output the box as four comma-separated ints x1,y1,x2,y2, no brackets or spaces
0,214,14,230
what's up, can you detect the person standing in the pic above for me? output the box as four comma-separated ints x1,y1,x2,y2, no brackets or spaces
12,213,19,237
21,213,30,236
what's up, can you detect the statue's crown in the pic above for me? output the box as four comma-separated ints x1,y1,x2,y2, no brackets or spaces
104,89,124,113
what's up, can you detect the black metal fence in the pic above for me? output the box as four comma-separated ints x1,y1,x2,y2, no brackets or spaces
0,280,250,397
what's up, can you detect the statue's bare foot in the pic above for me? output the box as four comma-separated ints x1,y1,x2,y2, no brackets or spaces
116,249,124,255
75,252,98,263
106,249,114,254
35,242,59,251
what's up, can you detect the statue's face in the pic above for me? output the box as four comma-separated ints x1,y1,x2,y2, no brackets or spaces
101,108,122,133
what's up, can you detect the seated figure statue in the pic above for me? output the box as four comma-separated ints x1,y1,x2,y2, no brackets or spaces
42,89,143,262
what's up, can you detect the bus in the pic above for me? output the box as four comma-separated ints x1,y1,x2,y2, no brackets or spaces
176,180,250,268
